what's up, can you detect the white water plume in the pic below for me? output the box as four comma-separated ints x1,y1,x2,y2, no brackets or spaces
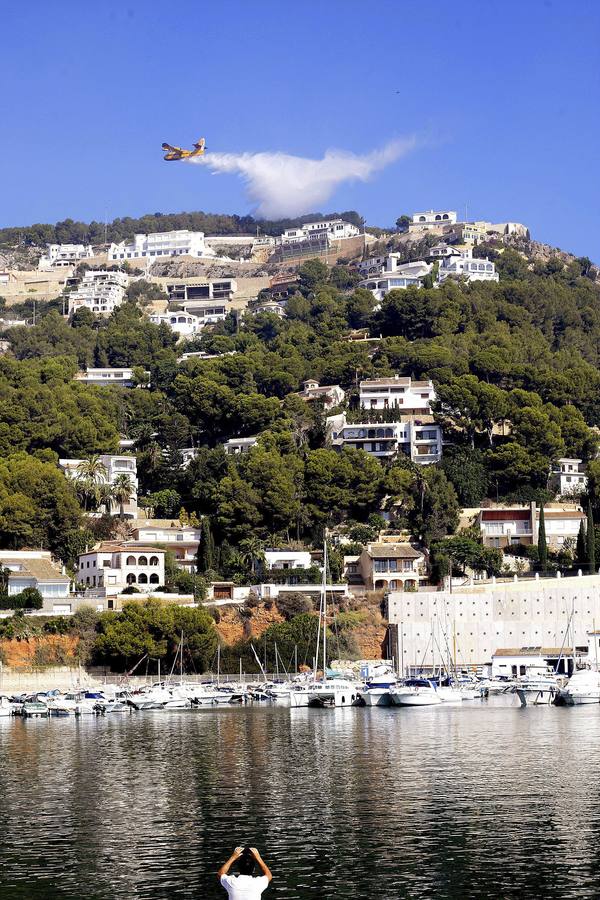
187,138,416,218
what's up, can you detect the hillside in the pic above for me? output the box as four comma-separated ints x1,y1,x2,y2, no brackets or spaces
2,212,600,670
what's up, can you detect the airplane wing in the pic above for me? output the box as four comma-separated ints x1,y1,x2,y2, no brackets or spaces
162,142,184,153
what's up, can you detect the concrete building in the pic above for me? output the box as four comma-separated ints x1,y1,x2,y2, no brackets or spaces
360,376,436,414
78,543,165,592
166,278,237,303
38,243,94,270
68,270,129,316
223,436,259,455
357,254,432,279
149,310,203,336
409,210,457,232
438,256,499,283
73,367,149,387
264,550,313,571
130,519,202,570
108,230,212,262
298,379,345,410
0,550,71,613
327,413,442,463
59,455,138,517
385,572,600,673
549,458,587,497
280,219,360,244
477,502,585,550
356,543,425,591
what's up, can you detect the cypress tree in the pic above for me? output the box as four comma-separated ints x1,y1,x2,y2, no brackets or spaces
576,519,587,568
587,503,596,574
537,504,548,571
197,517,215,573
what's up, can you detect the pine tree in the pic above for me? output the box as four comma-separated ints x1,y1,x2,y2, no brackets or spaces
587,503,596,574
197,517,215,574
576,520,587,568
537,504,548,571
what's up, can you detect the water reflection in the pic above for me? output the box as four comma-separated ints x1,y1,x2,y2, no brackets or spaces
1,702,600,898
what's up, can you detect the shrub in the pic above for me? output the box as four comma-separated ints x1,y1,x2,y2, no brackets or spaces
276,592,314,620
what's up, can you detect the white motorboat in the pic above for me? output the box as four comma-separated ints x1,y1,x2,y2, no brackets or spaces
391,678,442,706
0,696,13,717
360,686,394,707
555,669,600,705
391,679,442,706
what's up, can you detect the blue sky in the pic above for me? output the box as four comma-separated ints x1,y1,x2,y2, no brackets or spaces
1,0,598,257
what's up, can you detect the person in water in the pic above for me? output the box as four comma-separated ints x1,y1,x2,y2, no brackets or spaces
218,846,272,898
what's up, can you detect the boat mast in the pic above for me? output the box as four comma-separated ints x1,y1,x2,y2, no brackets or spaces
217,643,221,687
322,538,328,679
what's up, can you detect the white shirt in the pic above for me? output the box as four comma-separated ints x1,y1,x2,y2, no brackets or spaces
220,874,270,899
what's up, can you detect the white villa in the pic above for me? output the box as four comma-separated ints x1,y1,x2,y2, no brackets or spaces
68,270,129,317
73,367,149,387
78,543,165,592
327,413,442,464
264,550,313,571
108,230,213,262
59,455,138,517
38,243,94,270
549,458,587,497
438,256,498,283
476,502,585,550
223,436,259,455
409,210,457,233
279,219,360,244
359,376,436,415
149,311,203,337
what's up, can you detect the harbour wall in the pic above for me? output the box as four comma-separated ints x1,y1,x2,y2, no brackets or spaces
386,572,600,671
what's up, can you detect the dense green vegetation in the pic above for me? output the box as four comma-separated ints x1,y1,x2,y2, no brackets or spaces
1,239,599,581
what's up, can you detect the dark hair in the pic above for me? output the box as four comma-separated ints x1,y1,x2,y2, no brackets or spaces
238,847,256,876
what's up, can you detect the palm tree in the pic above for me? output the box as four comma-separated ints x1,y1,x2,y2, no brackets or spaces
111,474,134,521
239,537,266,578
75,455,107,511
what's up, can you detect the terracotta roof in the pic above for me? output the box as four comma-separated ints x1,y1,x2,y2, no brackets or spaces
132,519,200,530
481,510,530,521
361,377,410,387
544,510,584,519
367,544,422,559
84,542,166,554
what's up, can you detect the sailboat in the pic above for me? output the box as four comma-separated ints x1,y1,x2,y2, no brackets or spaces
288,541,359,708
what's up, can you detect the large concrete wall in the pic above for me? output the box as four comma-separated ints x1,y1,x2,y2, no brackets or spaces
386,573,600,670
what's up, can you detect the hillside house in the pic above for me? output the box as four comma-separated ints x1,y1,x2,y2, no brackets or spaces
298,379,345,410
0,550,71,613
359,376,436,414
357,543,425,591
78,543,165,593
223,436,259,455
327,413,442,464
409,210,457,233
109,230,212,262
549,458,587,497
73,367,149,387
477,502,585,550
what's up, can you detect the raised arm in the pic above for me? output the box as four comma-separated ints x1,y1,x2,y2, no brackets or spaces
250,847,272,882
218,847,243,879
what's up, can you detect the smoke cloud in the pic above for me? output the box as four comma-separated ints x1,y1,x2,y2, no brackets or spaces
187,138,416,218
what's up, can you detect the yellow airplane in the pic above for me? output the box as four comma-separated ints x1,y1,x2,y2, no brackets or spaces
161,137,206,161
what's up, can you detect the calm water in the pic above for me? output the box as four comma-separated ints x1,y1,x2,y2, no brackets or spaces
1,700,600,899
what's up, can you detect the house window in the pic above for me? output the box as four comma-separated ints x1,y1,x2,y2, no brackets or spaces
126,555,136,565
149,573,160,584
126,574,136,584
149,556,159,566
138,573,148,584
138,556,148,566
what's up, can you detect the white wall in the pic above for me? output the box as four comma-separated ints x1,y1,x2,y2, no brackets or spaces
387,573,600,670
